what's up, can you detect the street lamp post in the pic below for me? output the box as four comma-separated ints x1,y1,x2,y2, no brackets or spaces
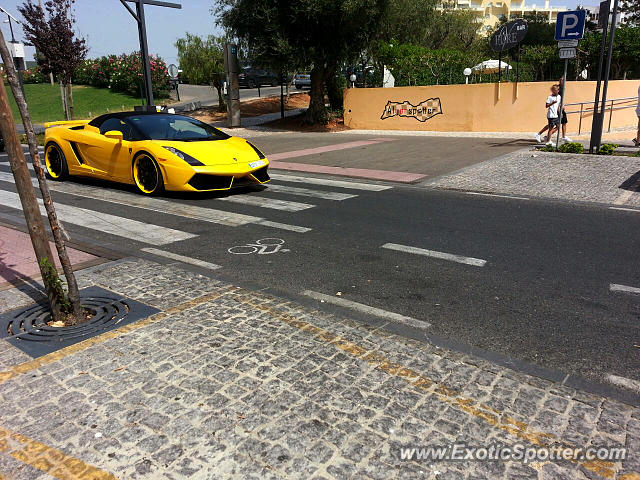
0,7,26,97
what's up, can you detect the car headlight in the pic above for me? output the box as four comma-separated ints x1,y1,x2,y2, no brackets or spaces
163,146,204,166
246,141,266,159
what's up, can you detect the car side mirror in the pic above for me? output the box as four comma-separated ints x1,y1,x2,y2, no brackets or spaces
104,130,123,141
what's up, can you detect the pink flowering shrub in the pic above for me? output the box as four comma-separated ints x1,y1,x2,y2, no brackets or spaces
73,52,170,98
22,66,47,84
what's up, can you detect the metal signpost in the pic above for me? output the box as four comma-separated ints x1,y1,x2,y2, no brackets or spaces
168,63,180,101
554,10,586,150
120,0,182,111
589,0,620,153
223,44,241,128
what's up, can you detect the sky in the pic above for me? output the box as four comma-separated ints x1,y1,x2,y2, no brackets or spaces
1,0,582,67
0,0,223,67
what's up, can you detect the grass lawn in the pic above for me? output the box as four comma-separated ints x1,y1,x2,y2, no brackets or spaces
7,83,145,124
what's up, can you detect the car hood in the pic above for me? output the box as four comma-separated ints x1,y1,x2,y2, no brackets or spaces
154,137,265,166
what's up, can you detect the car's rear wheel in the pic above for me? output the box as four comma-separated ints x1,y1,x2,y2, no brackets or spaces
248,79,256,89
44,142,69,180
132,153,164,195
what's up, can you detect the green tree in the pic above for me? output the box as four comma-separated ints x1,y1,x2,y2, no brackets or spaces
175,34,227,110
520,44,557,81
620,0,640,25
215,0,388,124
580,25,640,79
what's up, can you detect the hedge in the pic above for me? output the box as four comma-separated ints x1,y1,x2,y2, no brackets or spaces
74,52,171,98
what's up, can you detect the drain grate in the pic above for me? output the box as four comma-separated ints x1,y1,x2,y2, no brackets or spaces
0,286,159,358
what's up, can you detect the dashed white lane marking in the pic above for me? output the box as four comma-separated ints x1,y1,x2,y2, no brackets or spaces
141,248,222,270
462,191,529,201
217,194,314,212
301,290,430,330
609,206,640,213
606,374,640,394
609,283,640,295
270,173,392,191
382,243,487,267
0,171,311,232
266,183,357,201
0,189,195,245
613,189,636,206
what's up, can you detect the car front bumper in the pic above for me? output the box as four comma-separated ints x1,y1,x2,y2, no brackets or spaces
160,159,270,192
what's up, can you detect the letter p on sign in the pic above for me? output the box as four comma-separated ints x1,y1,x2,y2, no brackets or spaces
555,10,586,41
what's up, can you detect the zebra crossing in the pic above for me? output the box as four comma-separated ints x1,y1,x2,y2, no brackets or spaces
0,156,392,249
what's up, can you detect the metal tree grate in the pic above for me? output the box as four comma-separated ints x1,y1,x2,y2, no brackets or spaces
0,286,159,358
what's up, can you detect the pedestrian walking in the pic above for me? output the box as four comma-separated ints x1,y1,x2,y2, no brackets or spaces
535,78,571,143
536,85,561,146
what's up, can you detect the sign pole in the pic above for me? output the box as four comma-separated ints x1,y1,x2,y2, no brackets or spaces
556,58,568,150
135,0,154,108
120,0,182,111
589,1,610,153
596,0,620,151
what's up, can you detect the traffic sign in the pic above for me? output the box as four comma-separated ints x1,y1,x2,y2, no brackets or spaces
168,64,179,78
555,10,587,41
558,39,578,48
559,47,577,59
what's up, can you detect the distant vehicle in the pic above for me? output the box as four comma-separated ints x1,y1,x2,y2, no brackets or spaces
294,73,311,90
238,68,279,88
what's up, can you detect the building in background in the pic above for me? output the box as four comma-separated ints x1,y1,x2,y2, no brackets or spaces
444,0,567,33
582,3,629,28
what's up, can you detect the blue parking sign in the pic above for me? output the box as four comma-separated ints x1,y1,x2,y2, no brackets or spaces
555,10,586,41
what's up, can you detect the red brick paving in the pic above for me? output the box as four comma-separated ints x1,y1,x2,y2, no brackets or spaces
0,225,97,284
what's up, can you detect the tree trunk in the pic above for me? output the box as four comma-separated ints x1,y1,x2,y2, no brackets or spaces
304,65,330,125
49,72,54,85
59,80,69,120
0,33,83,322
326,74,343,111
66,81,74,120
0,76,65,320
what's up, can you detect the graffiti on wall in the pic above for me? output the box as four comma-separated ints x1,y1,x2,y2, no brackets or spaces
380,98,443,122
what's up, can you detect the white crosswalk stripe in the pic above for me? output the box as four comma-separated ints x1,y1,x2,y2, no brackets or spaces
269,173,392,191
0,162,392,243
0,189,195,245
217,194,314,212
265,183,357,200
0,171,311,232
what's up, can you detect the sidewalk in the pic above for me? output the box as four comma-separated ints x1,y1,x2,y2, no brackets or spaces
0,247,638,478
0,224,99,289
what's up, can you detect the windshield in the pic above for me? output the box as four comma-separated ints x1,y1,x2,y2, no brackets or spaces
126,114,230,141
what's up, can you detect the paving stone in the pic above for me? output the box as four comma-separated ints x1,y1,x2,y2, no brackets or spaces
0,257,638,480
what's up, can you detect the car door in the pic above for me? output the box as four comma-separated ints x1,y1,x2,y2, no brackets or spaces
76,117,132,181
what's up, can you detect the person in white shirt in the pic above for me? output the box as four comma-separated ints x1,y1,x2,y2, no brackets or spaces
634,84,640,147
537,85,561,145
535,78,571,143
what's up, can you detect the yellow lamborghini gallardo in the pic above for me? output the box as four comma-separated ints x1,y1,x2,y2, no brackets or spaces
43,112,270,195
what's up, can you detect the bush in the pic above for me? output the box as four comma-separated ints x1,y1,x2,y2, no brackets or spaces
22,66,47,84
558,142,584,154
73,52,170,98
539,144,556,152
598,143,618,155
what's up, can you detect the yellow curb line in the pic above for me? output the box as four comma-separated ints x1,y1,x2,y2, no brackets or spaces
234,292,637,480
0,426,116,479
0,286,234,385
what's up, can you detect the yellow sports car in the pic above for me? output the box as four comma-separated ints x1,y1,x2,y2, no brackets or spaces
43,111,270,195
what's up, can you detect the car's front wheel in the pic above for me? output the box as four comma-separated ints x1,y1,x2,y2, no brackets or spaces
132,153,164,195
44,142,69,181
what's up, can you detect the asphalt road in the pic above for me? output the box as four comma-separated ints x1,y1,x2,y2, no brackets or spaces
0,146,638,397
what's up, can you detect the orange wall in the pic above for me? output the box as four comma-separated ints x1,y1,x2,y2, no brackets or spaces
343,80,640,133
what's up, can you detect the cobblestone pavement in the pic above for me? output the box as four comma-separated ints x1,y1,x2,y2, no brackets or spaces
0,258,638,479
429,150,640,206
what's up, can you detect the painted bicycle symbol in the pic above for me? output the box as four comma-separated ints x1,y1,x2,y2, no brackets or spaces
228,238,290,255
